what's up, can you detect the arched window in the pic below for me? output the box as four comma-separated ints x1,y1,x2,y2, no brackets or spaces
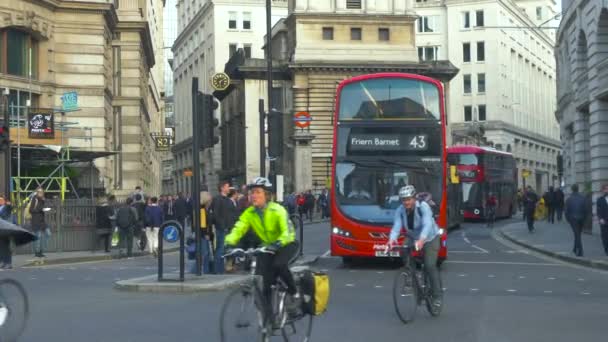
0,28,39,78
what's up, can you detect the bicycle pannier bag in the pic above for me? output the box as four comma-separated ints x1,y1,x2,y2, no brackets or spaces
299,270,330,316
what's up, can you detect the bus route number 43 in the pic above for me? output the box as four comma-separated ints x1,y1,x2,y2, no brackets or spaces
409,135,426,149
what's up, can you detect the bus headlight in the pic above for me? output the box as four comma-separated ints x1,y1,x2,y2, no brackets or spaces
332,227,352,238
474,209,480,215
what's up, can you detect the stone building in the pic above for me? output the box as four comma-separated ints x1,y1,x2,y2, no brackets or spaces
0,0,164,197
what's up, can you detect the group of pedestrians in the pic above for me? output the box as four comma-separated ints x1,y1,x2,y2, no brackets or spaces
284,189,330,222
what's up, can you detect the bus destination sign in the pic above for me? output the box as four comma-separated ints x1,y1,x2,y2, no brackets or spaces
348,133,428,151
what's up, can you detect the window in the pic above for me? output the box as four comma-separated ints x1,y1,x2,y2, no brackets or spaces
536,7,542,20
378,28,390,41
417,16,438,33
477,41,485,61
463,74,472,94
464,106,473,122
0,28,38,78
243,12,251,30
462,12,470,29
228,12,237,29
478,105,486,121
229,43,237,57
475,10,484,27
322,27,334,40
346,0,362,9
478,73,486,93
351,27,362,40
463,43,471,62
243,44,252,58
418,46,439,61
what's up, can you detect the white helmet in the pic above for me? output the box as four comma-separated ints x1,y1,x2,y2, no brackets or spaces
248,177,273,190
398,185,416,199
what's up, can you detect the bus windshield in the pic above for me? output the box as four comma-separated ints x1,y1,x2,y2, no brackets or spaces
334,161,442,225
338,78,440,120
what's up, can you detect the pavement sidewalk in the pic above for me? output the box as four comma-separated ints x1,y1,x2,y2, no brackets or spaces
499,217,608,270
114,255,319,293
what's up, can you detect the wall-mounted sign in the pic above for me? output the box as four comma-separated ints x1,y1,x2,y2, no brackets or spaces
61,91,78,112
28,110,55,139
293,111,312,128
151,132,174,151
211,72,230,91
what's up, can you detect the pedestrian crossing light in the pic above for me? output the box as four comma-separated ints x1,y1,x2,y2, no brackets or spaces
267,109,283,157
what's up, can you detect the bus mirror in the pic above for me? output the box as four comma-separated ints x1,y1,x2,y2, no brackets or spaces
450,165,460,184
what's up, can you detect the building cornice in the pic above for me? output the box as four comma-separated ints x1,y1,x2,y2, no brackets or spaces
116,21,156,67
452,121,561,147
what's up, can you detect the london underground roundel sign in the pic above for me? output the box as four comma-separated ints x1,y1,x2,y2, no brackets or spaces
293,111,312,128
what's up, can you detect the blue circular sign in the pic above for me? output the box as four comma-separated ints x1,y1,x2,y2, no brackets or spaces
163,226,179,243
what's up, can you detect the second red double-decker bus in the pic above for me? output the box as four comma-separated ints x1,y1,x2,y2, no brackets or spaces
447,145,517,220
329,73,448,263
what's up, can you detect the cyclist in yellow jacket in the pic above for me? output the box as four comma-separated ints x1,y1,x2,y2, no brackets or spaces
225,177,300,313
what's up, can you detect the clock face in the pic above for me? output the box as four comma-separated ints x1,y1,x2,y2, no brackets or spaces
212,73,230,90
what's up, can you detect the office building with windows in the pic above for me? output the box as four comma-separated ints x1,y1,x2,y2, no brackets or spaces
0,0,165,197
555,0,608,199
414,0,560,191
171,0,287,193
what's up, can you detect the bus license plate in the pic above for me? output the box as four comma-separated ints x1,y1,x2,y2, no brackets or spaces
375,251,400,257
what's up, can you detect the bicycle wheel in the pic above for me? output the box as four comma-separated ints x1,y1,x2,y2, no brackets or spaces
423,272,442,317
0,279,29,341
392,267,417,324
282,314,313,342
220,286,265,342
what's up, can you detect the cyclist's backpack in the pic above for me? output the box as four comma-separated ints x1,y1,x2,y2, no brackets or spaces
116,206,133,229
299,270,330,316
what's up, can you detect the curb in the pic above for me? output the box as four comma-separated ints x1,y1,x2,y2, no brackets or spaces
498,228,608,271
21,247,180,267
113,254,320,293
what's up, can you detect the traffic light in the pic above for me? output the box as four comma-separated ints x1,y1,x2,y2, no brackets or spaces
557,154,563,176
267,109,283,157
198,93,219,149
0,123,9,150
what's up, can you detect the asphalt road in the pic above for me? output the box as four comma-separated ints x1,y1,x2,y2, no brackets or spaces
6,219,608,342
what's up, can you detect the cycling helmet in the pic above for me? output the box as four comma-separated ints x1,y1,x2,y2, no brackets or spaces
398,185,416,199
247,177,273,190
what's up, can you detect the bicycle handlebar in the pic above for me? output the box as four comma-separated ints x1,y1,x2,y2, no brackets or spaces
223,246,275,258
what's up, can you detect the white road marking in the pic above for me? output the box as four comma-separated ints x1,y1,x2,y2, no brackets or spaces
581,292,591,295
544,290,553,294
346,283,355,287
518,276,526,279
69,267,77,271
507,289,517,293
119,267,127,270
57,277,64,280
145,267,154,270
577,278,585,282
376,271,384,274
488,274,496,278
458,274,467,277
349,270,357,273
321,269,329,273
29,277,37,280
471,245,490,253
442,287,448,291
447,261,561,266
449,251,487,254
462,232,471,244
321,250,331,258
470,288,479,291
374,285,383,289
547,277,556,280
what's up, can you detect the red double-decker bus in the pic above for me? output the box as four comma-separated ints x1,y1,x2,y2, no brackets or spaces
447,145,517,220
329,73,448,263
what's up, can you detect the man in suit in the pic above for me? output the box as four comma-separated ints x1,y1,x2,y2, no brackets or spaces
565,184,588,257
596,184,608,256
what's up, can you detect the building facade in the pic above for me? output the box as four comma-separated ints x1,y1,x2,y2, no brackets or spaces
0,0,165,198
162,0,179,194
217,0,458,194
171,0,287,194
556,0,608,199
414,0,560,192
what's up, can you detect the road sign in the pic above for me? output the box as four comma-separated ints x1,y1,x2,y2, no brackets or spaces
163,225,179,243
293,111,312,128
61,91,78,112
522,169,531,178
183,169,193,177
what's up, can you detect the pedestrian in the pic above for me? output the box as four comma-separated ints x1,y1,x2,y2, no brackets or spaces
318,189,329,219
133,194,147,252
144,197,164,256
297,192,306,220
237,185,250,213
0,195,14,269
209,180,232,274
116,197,138,258
305,190,315,222
200,190,214,274
29,188,48,258
95,196,115,253
555,187,565,222
163,195,176,221
516,188,523,214
523,186,539,233
285,191,297,216
565,184,588,257
131,186,146,203
174,192,188,231
543,187,556,223
596,184,608,256
185,193,193,234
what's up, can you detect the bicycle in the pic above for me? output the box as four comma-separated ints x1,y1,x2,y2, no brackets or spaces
219,246,313,342
0,278,29,341
390,233,443,324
